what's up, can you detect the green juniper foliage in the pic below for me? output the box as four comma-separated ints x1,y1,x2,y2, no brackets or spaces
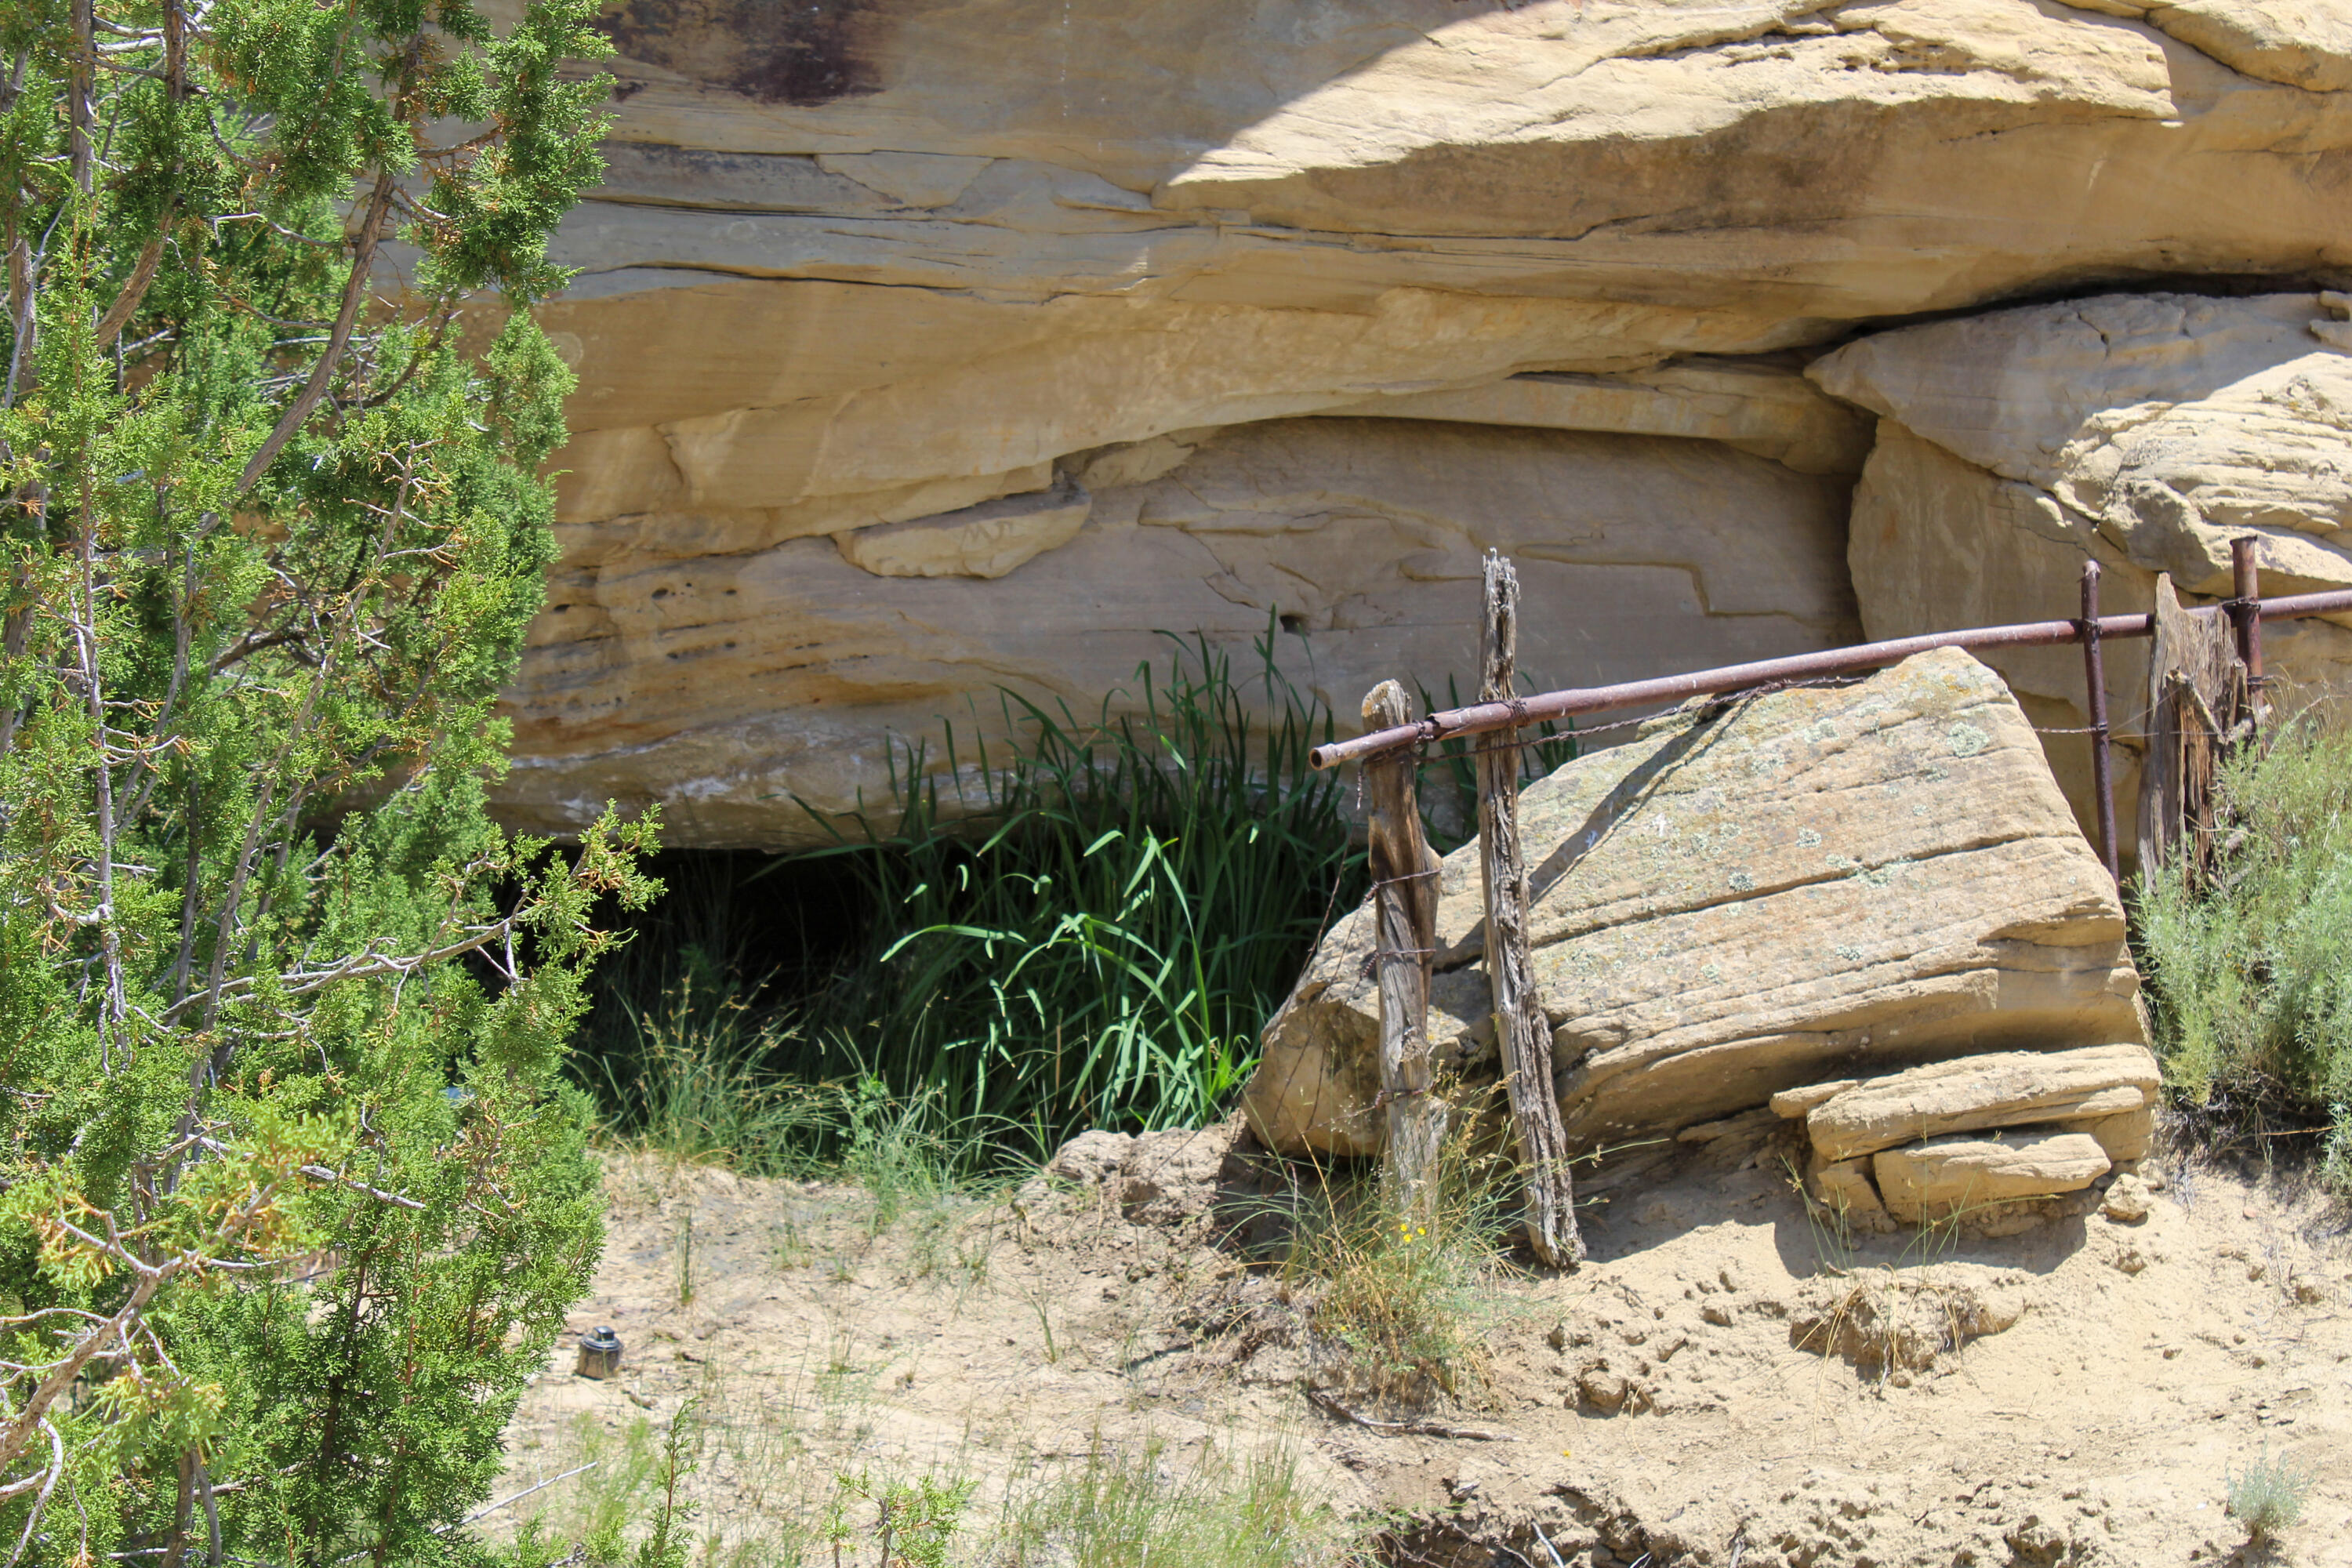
0,1,649,1563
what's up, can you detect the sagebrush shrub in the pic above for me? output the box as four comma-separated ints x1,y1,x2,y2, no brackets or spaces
2226,1449,2313,1539
2135,708,2352,1186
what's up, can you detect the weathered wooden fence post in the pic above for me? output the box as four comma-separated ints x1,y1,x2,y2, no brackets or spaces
1473,554,1584,1268
2136,573,2250,888
1360,680,1446,1221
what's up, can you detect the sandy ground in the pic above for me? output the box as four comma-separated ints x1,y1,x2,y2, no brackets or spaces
494,1124,2352,1566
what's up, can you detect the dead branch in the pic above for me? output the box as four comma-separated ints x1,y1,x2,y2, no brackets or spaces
1306,1388,1518,1443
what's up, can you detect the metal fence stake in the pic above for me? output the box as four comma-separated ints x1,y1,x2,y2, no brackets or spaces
2231,535,2265,722
2080,560,2120,887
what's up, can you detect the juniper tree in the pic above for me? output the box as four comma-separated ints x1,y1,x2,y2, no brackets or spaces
0,2,650,1563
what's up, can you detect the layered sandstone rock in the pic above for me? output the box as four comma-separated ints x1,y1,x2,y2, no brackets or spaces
503,416,1859,843
1241,648,2145,1157
1778,1043,2160,1228
1810,292,2352,855
1873,1131,2114,1225
481,0,2352,843
1800,1044,2161,1162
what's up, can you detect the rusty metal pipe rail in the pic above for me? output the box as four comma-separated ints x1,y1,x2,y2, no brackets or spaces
1308,586,2352,771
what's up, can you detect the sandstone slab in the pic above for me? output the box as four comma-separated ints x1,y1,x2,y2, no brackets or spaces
1808,1155,1896,1234
1243,648,2145,1157
1772,1080,1859,1120
2066,1105,2156,1163
1327,361,1873,475
834,483,1091,579
1874,1131,2113,1224
1805,1043,2161,1163
1813,293,2352,596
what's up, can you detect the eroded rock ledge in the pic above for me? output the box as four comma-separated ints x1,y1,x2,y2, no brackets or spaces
488,0,2352,844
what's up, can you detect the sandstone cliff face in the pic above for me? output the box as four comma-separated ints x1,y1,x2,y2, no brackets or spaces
1812,292,2352,851
491,0,2352,844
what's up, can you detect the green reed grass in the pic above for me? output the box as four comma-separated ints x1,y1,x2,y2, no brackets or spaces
767,625,1367,1149
579,624,1507,1171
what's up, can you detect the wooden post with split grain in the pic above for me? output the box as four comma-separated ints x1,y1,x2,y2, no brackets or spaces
1473,554,1585,1268
1360,679,1447,1221
2136,572,2249,887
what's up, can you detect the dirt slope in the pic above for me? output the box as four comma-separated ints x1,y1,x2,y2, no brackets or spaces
495,1131,2352,1566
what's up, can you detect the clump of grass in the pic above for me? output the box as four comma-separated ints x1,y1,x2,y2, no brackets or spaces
1000,1432,1365,1567
1273,1133,1518,1405
2134,705,2352,1190
2226,1448,2312,1540
529,1415,665,1562
833,1076,975,1230
1783,1153,1859,1276
584,968,842,1174
586,970,1009,1207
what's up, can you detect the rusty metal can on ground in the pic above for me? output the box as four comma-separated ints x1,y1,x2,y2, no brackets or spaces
574,1325,622,1380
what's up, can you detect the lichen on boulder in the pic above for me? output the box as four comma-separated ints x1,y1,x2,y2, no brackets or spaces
1242,647,2146,1158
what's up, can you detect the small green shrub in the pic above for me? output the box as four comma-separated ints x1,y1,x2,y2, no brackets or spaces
2134,708,2352,1186
826,1472,975,1568
2226,1448,2312,1539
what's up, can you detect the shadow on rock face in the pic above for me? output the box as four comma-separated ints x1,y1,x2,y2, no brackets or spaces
599,0,895,105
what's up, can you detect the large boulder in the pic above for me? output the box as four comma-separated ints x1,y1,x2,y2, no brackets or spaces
1809,292,2352,859
481,0,2352,844
1241,647,2145,1157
